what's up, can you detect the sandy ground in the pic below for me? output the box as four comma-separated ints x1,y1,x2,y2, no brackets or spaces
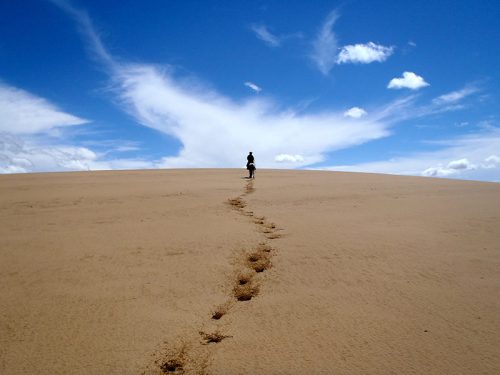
0,169,499,374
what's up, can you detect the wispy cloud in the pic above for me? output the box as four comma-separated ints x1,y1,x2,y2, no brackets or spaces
433,85,480,105
311,10,340,75
116,64,393,168
48,2,400,169
337,42,393,64
43,1,496,182
244,81,262,92
411,83,482,118
80,139,142,154
0,133,156,173
388,72,429,90
250,24,303,47
251,24,281,47
0,82,88,134
311,11,393,75
325,128,500,181
48,0,114,66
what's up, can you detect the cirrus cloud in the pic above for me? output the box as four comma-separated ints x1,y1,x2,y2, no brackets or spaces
433,85,480,105
0,82,88,134
250,24,281,47
244,81,262,92
311,10,340,75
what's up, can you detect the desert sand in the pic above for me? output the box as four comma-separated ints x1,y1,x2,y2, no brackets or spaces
0,169,499,374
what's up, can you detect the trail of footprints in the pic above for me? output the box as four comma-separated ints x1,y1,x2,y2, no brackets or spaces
147,180,283,374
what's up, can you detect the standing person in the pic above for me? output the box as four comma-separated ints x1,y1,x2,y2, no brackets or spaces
246,152,256,179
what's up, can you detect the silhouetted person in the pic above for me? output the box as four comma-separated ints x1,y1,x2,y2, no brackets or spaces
246,152,255,179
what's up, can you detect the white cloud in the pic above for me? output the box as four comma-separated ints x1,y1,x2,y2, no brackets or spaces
251,24,281,47
45,1,499,183
337,42,393,64
244,81,262,92
447,158,474,170
324,129,500,181
311,10,340,75
0,133,95,172
485,155,500,164
311,12,393,74
48,2,398,170
344,107,367,118
433,86,479,105
275,154,304,163
0,133,159,173
115,64,393,168
388,72,429,90
422,158,477,177
0,83,88,134
0,79,153,173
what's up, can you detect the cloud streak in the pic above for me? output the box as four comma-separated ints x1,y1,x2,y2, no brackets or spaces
326,128,500,181
433,85,480,105
311,10,340,75
244,81,262,92
251,24,281,47
0,83,88,134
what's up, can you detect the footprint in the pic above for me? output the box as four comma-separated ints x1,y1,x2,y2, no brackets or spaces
158,347,187,374
234,283,259,301
257,243,273,253
151,183,284,374
237,273,253,285
199,331,231,344
247,252,271,273
160,359,183,373
211,302,231,320
228,197,246,209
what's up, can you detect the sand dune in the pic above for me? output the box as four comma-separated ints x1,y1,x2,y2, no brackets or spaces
0,169,499,374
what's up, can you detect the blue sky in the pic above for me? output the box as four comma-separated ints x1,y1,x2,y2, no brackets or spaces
1,0,499,181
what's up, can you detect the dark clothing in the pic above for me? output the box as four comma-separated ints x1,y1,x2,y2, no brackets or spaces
247,163,255,178
246,153,255,178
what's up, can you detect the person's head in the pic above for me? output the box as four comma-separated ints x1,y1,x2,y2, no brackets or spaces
249,151,253,155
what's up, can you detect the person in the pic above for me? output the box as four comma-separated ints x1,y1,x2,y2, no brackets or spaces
246,152,256,179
